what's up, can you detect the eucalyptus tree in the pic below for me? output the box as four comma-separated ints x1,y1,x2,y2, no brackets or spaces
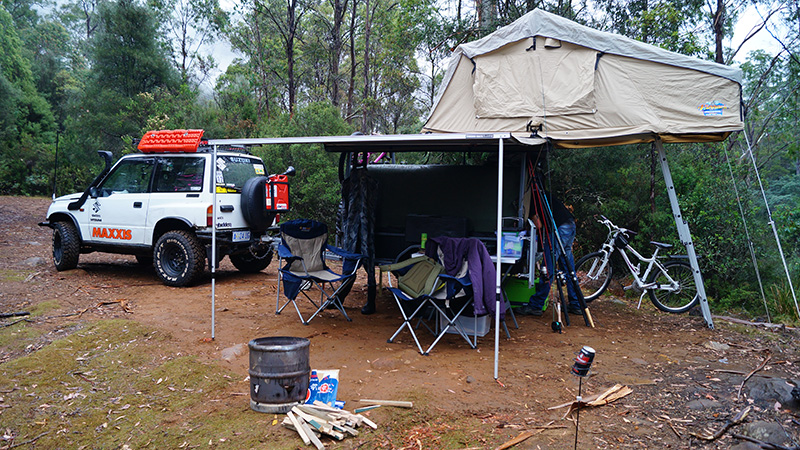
256,0,314,114
227,0,315,117
350,0,433,132
58,0,101,42
82,0,178,153
226,2,283,121
148,0,228,86
303,0,349,106
0,4,56,194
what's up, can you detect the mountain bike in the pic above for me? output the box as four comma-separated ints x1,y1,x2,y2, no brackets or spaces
574,215,699,313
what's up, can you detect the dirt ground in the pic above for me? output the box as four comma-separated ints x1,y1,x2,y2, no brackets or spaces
2,195,799,449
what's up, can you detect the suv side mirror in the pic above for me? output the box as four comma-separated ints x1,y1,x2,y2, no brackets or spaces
283,166,296,177
89,186,99,198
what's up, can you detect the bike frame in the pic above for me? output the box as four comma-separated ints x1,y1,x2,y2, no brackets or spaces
587,221,683,301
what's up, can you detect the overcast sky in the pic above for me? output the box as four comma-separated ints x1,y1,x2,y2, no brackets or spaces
730,3,785,64
202,2,785,91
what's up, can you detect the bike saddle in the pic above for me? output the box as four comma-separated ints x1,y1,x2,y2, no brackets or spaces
650,241,673,249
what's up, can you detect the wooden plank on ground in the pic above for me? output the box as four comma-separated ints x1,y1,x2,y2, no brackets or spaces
358,399,413,408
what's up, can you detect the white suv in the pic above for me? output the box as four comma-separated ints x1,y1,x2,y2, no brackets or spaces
40,129,292,287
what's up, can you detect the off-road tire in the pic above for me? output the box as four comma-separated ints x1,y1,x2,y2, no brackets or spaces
241,176,275,231
154,230,205,287
52,221,80,271
230,250,273,273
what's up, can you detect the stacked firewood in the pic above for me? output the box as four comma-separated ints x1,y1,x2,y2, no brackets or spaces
282,401,378,449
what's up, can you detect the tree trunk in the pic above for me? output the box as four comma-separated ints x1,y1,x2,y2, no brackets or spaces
82,0,98,39
330,0,347,106
346,0,358,121
713,0,725,63
180,16,189,83
477,0,495,33
361,0,372,132
287,0,297,115
429,53,436,108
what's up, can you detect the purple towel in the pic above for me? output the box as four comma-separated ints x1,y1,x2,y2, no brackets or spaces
426,236,504,319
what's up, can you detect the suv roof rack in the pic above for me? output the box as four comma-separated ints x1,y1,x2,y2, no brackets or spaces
196,144,251,154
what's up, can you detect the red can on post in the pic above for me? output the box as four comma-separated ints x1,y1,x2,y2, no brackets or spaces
571,346,595,377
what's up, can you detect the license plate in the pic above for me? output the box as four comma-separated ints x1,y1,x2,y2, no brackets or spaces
232,230,250,242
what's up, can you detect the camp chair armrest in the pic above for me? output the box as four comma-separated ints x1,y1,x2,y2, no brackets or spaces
437,273,472,298
325,245,363,262
379,255,430,273
437,273,471,285
327,245,364,275
277,243,298,259
394,245,422,263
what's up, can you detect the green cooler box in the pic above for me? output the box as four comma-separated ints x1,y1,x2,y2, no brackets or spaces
504,277,545,311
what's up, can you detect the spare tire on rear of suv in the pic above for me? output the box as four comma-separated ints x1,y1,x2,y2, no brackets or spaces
241,176,275,231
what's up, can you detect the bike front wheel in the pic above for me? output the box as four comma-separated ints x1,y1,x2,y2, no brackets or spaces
574,251,613,303
646,260,698,313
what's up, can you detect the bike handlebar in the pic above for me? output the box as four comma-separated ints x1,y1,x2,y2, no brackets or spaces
595,214,637,237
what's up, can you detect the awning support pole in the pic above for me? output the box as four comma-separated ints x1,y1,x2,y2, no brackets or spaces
211,144,217,340
494,138,504,380
655,139,713,329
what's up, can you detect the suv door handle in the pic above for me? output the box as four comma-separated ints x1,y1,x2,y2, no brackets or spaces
220,205,234,212
133,202,142,208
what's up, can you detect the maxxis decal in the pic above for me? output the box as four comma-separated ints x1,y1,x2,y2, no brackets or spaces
92,227,132,240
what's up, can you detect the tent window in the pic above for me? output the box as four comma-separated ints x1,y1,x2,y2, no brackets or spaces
472,38,597,118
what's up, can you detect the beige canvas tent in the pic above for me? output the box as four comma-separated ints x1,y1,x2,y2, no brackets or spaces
423,9,743,148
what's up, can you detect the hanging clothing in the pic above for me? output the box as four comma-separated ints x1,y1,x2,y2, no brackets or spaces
425,236,504,319
341,168,378,305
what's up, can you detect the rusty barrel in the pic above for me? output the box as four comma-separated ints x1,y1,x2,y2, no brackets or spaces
248,336,310,413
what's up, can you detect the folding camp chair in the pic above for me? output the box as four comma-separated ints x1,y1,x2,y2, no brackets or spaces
276,219,364,325
380,252,478,355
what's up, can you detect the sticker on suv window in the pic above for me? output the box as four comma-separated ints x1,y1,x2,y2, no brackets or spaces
254,164,265,175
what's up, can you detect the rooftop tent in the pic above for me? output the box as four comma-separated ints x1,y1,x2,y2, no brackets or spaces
423,9,744,147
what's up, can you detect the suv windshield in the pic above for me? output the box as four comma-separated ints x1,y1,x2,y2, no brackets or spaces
215,156,265,192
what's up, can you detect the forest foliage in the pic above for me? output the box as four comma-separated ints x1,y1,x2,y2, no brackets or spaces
0,0,797,320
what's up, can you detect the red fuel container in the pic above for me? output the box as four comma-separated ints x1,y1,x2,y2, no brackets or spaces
266,174,290,212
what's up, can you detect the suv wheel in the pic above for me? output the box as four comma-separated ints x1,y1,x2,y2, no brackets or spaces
53,221,80,271
230,250,273,273
154,230,205,287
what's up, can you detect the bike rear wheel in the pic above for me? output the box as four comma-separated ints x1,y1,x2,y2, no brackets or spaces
646,259,698,313
574,251,612,303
